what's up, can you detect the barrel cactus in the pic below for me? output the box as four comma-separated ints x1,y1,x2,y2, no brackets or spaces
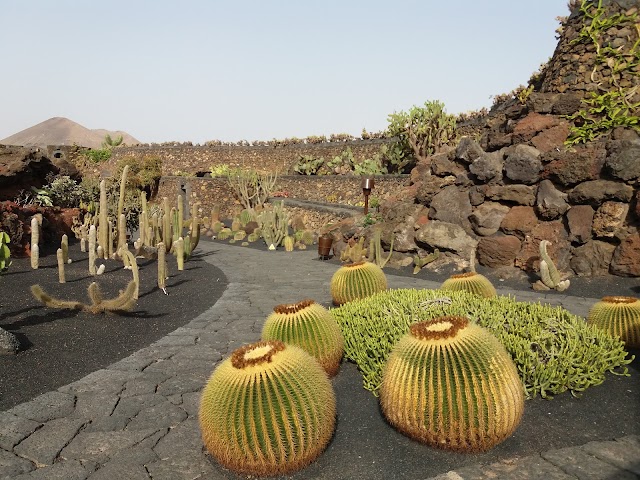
441,272,497,298
380,316,524,452
587,296,640,348
330,261,387,305
262,299,344,376
199,340,336,476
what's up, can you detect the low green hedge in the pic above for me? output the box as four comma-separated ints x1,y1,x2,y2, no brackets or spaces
332,288,633,399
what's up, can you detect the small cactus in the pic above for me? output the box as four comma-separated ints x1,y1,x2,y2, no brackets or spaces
441,271,497,298
380,316,524,452
199,340,336,476
588,296,640,348
538,240,570,291
283,235,295,252
247,232,260,243
330,261,387,305
56,248,65,283
217,228,232,241
233,230,246,241
262,299,344,376
413,249,439,274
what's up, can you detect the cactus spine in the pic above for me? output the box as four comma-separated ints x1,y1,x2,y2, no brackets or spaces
262,300,344,376
441,271,497,298
199,340,336,476
330,261,387,305
380,316,524,452
539,240,570,291
588,296,640,348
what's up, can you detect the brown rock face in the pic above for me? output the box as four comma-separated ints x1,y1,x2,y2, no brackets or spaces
592,201,629,238
542,143,606,186
570,240,616,277
605,140,640,182
503,145,542,184
414,175,456,205
500,206,539,238
530,123,570,153
610,233,640,277
515,221,570,272
477,235,522,267
485,185,536,206
566,205,594,244
512,113,561,142
536,179,569,220
428,186,473,235
0,145,58,201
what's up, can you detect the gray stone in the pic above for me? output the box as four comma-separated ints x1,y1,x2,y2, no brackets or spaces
390,223,416,253
469,151,504,183
59,429,160,464
12,460,91,480
568,180,634,205
180,392,201,417
156,374,205,397
0,413,40,450
125,401,187,431
9,391,76,423
566,205,594,244
536,179,569,220
610,233,640,277
582,435,640,475
59,369,141,395
570,241,616,276
451,454,574,479
415,175,456,205
73,393,119,421
485,184,536,205
542,444,638,480
431,152,465,177
605,139,640,181
592,201,629,238
455,136,484,163
0,327,20,355
13,418,85,466
429,186,474,235
468,186,486,206
111,394,166,420
503,144,542,184
0,449,34,478
415,220,477,258
469,202,510,236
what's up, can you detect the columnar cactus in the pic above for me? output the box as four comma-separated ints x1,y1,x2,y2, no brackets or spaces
588,296,640,348
199,340,336,476
440,272,497,298
61,234,69,264
99,179,108,258
88,224,97,275
380,316,524,452
57,248,65,283
330,261,387,305
283,235,295,252
157,242,167,291
30,217,39,269
262,299,344,376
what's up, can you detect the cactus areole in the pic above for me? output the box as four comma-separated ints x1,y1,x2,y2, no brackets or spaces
199,340,336,476
380,316,524,452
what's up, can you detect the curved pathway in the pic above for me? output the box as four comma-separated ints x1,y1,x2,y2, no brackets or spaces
0,241,638,479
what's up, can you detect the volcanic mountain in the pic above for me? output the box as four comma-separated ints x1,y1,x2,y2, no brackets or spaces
0,117,140,149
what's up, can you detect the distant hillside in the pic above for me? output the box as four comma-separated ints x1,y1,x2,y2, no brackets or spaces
0,117,140,149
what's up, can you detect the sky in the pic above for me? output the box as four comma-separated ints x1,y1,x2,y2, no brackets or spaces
1,1,569,144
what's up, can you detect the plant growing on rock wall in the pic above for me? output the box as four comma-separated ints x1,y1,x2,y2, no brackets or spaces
387,100,457,163
227,168,278,209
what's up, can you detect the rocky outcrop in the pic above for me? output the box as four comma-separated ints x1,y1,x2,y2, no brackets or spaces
0,145,58,201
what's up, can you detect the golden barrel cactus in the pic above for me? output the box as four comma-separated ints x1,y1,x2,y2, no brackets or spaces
380,316,524,452
587,296,640,348
441,272,497,298
262,299,344,376
330,261,387,305
199,340,336,476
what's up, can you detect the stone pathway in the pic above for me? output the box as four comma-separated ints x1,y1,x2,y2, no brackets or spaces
1,241,638,479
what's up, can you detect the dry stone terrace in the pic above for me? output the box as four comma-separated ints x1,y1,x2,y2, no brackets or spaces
0,240,638,480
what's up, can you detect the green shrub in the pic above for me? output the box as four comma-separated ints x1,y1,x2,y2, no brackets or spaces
84,148,112,163
44,175,93,208
332,288,633,399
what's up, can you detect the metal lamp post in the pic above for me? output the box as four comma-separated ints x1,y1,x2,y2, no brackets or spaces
361,176,375,215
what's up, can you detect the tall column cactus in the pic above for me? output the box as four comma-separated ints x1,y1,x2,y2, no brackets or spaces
117,164,129,250
88,224,97,275
99,179,108,259
30,217,39,269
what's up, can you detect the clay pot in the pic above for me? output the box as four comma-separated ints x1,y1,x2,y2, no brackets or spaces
318,235,334,260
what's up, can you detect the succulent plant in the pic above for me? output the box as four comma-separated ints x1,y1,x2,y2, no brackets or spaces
233,230,246,241
211,221,224,234
330,261,387,305
247,232,260,243
199,340,336,476
0,231,11,272
217,228,232,241
380,316,524,452
441,271,497,298
301,229,315,246
538,240,570,291
262,299,344,376
588,296,640,348
283,235,295,252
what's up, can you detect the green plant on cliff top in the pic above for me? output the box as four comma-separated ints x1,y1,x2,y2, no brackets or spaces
387,100,457,163
332,288,633,398
565,0,640,145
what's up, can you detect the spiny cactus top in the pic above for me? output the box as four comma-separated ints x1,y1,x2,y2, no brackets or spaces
330,261,387,305
199,340,336,476
262,299,344,376
441,271,497,298
588,296,640,348
380,316,524,452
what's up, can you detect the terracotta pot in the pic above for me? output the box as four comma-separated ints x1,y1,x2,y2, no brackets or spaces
318,235,333,260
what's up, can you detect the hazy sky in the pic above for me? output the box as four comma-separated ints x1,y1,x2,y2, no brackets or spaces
1,1,568,144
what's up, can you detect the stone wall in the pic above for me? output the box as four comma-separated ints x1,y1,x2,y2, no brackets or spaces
112,140,388,176
157,174,408,224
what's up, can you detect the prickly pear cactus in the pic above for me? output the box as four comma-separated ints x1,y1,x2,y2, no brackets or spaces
262,299,344,376
588,296,640,348
199,340,336,476
380,316,524,452
441,272,497,298
330,261,387,305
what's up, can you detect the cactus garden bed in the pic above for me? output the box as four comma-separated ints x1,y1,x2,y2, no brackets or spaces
0,240,226,411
